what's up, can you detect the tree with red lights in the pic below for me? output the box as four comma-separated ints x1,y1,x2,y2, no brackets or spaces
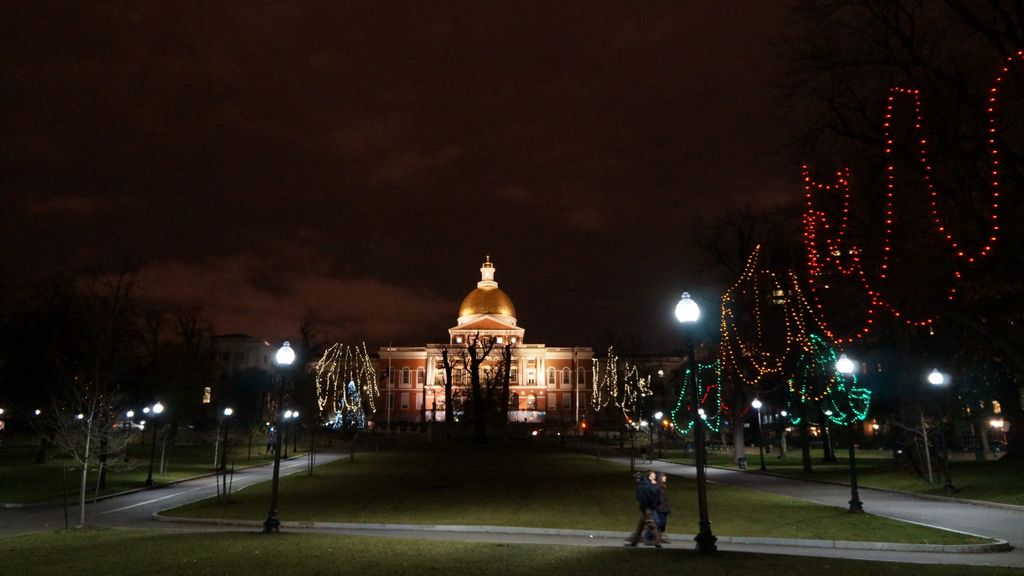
783,0,1024,458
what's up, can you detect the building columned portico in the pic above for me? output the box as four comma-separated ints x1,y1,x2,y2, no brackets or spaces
378,257,593,428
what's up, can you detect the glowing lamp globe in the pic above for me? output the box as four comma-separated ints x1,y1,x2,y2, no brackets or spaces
836,354,855,375
675,292,700,324
276,341,296,366
928,369,945,386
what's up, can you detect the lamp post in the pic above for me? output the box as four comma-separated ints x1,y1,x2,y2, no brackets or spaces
144,402,165,487
264,341,295,534
654,411,664,458
282,410,293,459
835,355,863,512
675,292,717,553
751,399,766,471
220,407,233,471
928,369,956,493
123,410,134,462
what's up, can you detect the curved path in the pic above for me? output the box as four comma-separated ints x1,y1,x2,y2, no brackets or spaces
2,449,1022,568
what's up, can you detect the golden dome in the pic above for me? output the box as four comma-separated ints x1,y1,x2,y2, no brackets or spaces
458,256,516,319
459,286,516,318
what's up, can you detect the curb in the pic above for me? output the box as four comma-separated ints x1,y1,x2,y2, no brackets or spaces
151,514,1012,554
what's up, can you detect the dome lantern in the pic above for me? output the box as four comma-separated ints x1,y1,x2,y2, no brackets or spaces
457,256,517,322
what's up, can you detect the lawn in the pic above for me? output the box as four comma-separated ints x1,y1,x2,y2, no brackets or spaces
0,438,284,504
662,444,1024,506
167,443,984,545
1,529,1018,576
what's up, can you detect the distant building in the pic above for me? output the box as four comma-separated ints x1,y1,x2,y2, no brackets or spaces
210,334,274,405
377,257,594,428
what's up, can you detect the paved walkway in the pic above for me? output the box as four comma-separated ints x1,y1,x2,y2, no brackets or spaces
3,448,1022,568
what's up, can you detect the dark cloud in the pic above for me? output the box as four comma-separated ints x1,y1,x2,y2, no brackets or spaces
2,1,794,351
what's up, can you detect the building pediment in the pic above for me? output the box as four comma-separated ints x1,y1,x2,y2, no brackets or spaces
451,314,519,332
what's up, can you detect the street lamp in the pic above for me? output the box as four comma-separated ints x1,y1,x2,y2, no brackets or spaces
928,369,956,493
835,358,863,512
220,407,234,471
283,410,294,459
264,340,295,534
675,292,717,553
123,410,135,462
291,410,299,454
751,399,766,471
144,402,165,487
653,411,664,458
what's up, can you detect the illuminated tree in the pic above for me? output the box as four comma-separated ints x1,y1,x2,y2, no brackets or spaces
782,0,1024,457
315,343,378,430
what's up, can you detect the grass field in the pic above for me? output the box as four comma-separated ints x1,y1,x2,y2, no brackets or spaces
0,438,281,504
167,443,983,545
655,442,1024,505
1,529,1018,576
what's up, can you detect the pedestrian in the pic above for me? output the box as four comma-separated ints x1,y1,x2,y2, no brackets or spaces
265,428,275,454
654,472,672,543
626,470,663,547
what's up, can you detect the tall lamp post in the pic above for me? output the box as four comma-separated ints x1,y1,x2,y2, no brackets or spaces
220,407,233,471
653,411,664,458
928,369,956,493
144,402,165,487
264,341,295,534
835,354,864,512
123,410,134,462
675,292,717,553
751,399,766,471
282,410,294,459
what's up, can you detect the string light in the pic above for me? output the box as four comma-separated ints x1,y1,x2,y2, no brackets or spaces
670,359,725,434
592,347,652,426
785,334,871,425
720,245,830,387
315,342,380,428
801,51,1018,341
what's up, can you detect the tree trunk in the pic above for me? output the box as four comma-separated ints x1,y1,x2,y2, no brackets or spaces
975,417,990,461
79,421,92,527
442,348,454,428
800,405,812,473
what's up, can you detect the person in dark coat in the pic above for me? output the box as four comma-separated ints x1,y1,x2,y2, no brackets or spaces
626,470,663,547
653,472,672,543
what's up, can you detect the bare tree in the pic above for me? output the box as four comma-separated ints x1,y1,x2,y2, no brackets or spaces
33,270,140,525
780,0,1024,457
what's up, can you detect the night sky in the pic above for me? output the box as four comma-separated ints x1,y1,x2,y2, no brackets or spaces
2,2,796,352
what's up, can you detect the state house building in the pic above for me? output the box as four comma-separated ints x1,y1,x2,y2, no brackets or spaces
378,257,594,428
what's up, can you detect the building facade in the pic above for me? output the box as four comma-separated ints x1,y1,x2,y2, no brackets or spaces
377,257,593,429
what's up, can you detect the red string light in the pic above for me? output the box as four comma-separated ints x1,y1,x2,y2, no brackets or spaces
801,51,1018,342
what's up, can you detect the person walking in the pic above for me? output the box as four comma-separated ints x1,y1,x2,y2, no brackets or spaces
626,470,664,547
654,472,672,543
265,428,276,455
